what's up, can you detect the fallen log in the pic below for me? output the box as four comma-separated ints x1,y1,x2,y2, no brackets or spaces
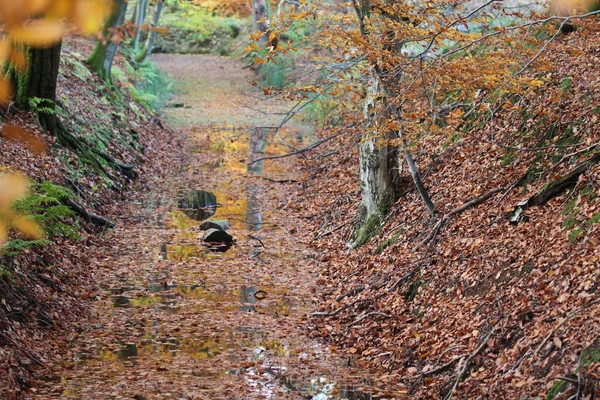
509,151,600,224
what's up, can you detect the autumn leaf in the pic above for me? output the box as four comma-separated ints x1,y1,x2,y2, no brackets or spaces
9,20,65,47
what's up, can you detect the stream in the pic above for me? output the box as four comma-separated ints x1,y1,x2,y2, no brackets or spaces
32,55,376,400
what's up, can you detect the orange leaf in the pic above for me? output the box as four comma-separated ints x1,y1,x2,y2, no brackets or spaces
2,125,46,154
9,20,64,47
13,216,44,240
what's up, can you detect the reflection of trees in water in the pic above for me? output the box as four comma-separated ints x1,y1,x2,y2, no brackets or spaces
247,127,266,231
246,185,262,231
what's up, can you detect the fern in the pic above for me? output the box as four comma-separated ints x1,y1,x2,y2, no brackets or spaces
8,181,80,256
28,97,56,115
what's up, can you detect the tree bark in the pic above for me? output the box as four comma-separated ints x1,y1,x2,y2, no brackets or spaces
252,0,270,45
349,71,400,248
133,0,149,51
88,0,128,83
9,42,62,134
136,0,164,63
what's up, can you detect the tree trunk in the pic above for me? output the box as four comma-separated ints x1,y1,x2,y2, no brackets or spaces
252,0,270,45
136,0,164,63
133,0,149,51
87,0,128,83
349,72,400,249
10,42,62,134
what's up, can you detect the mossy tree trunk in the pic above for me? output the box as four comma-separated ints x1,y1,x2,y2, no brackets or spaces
349,71,400,249
10,42,62,134
87,0,128,83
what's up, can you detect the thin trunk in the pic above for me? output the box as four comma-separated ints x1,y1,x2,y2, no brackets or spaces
136,0,164,63
133,0,149,51
88,0,128,83
252,0,270,45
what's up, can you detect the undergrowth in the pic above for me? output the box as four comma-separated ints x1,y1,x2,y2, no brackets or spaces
3,182,77,257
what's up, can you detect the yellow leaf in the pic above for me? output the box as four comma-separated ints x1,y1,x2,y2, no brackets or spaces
0,77,12,103
2,125,46,154
9,20,64,47
72,0,112,35
10,49,27,71
0,39,11,64
24,0,52,14
46,0,72,19
13,216,44,240
0,2,27,26
0,174,29,206
0,225,7,245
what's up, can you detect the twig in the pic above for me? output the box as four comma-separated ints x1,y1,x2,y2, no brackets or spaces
248,132,343,166
315,221,352,240
0,332,45,367
444,327,497,400
261,177,299,183
535,299,600,355
415,187,504,250
312,299,371,317
346,311,391,328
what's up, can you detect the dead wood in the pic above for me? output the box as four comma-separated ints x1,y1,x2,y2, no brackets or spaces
66,199,116,229
416,187,504,250
312,298,371,317
346,311,391,328
247,132,343,166
444,326,497,400
514,151,600,213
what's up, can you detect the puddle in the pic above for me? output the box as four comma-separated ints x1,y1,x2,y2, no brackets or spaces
177,189,217,221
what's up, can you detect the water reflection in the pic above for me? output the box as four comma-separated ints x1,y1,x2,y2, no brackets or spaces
177,190,217,221
247,127,265,231
246,186,263,231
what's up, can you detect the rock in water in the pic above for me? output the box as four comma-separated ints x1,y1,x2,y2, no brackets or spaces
203,228,233,244
199,220,231,231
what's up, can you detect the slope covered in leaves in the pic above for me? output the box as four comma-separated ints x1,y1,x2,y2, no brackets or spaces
296,19,600,399
0,38,182,397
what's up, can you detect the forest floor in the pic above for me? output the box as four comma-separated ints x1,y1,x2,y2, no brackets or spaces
28,55,384,399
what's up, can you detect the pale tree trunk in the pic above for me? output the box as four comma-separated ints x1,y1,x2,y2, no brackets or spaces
87,0,128,83
136,0,164,63
133,0,149,51
349,72,400,248
252,0,270,45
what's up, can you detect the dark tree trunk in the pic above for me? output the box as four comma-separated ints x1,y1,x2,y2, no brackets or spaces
10,42,62,134
88,0,128,83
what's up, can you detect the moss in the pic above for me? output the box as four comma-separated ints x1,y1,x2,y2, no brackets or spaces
562,214,578,230
586,212,600,228
568,227,584,243
352,213,382,249
546,380,566,400
0,265,14,282
500,150,517,166
405,277,422,302
376,233,400,254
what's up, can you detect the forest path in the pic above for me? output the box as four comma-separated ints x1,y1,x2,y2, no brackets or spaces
32,55,371,399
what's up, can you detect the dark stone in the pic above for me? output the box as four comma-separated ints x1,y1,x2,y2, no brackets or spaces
203,228,233,244
199,220,231,231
